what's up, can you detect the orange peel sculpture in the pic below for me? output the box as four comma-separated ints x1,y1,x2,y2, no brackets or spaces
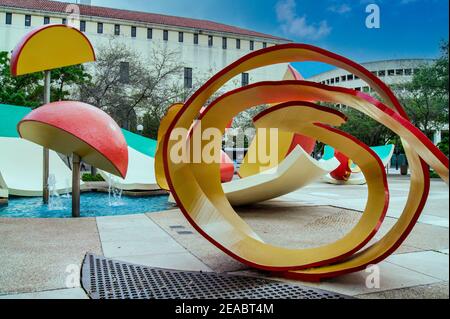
158,43,448,281
17,101,128,178
155,103,235,189
10,24,96,76
330,151,352,181
238,64,316,178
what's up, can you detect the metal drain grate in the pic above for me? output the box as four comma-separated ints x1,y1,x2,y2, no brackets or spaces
81,254,351,299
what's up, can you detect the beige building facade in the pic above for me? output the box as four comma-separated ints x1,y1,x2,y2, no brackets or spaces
0,0,291,95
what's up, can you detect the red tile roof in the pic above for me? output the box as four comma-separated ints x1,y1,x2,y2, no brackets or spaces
0,0,290,41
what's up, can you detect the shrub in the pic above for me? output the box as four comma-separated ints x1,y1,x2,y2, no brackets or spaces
82,173,105,182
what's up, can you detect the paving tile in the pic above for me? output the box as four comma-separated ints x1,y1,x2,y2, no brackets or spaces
115,252,213,272
386,251,449,281
96,214,162,231
101,237,186,257
356,281,449,299
236,261,442,297
417,215,449,228
98,226,171,242
0,288,88,299
97,214,187,258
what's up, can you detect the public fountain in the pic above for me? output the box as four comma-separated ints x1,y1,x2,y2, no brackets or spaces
47,173,65,211
107,174,124,207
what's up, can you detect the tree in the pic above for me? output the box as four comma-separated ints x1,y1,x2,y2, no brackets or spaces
393,41,449,139
141,66,229,139
79,41,185,131
0,51,90,107
0,51,43,107
438,135,449,157
50,65,91,101
340,107,394,146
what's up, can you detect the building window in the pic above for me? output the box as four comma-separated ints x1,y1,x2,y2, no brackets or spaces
371,71,377,76
249,40,254,50
241,73,249,86
131,26,136,38
378,70,385,77
208,35,213,47
222,37,227,49
25,15,31,27
363,86,370,92
193,33,199,45
236,39,241,49
44,16,50,25
163,30,169,41
341,75,346,82
404,69,412,76
355,87,361,91
178,32,184,42
396,69,404,76
147,28,152,39
263,42,267,48
119,62,130,84
5,12,12,25
80,20,86,32
184,67,193,89
335,77,340,83
346,74,354,81
114,24,120,36
330,78,335,84
62,18,67,25
97,22,103,34
388,69,395,76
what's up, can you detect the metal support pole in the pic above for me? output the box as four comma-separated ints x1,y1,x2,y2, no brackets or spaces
72,153,81,218
43,70,51,204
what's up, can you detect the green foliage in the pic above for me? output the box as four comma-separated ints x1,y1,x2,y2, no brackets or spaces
142,111,160,140
0,51,91,107
81,173,105,182
0,51,43,107
340,107,394,146
429,170,441,178
437,135,449,157
50,65,91,101
339,41,448,148
394,41,449,138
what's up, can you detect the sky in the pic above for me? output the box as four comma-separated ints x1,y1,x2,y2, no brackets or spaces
63,0,448,77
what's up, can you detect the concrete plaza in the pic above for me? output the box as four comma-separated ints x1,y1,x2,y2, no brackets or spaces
0,175,448,299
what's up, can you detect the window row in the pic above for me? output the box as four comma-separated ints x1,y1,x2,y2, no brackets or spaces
183,67,249,89
4,12,268,50
5,12,67,26
319,68,420,85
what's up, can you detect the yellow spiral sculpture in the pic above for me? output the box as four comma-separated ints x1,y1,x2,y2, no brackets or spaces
157,43,449,281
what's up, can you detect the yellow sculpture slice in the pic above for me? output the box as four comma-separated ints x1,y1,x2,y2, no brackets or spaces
11,24,96,76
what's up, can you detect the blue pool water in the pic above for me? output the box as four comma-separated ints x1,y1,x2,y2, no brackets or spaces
0,192,173,218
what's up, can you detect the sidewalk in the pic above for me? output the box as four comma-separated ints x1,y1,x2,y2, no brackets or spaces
0,176,448,299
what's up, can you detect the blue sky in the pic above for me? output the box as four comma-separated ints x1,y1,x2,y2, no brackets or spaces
66,0,448,77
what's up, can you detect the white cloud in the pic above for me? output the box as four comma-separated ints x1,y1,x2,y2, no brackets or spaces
327,3,352,14
276,0,331,40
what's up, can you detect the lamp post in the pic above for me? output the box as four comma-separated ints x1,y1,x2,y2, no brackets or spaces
42,70,51,204
137,124,144,135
